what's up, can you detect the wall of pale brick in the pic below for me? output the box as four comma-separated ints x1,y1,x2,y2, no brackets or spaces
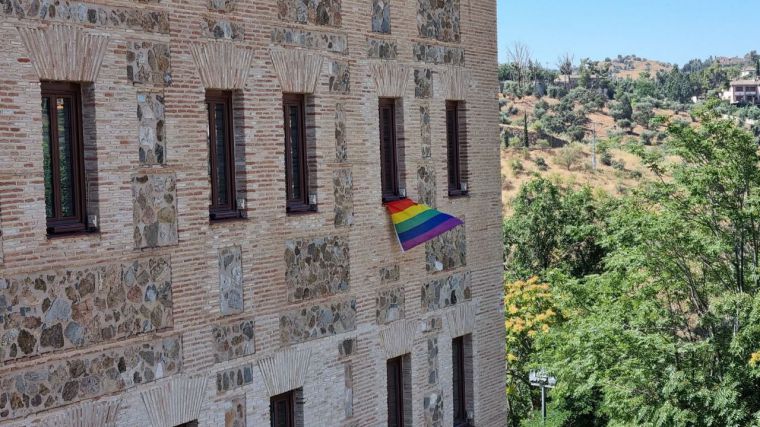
0,0,505,424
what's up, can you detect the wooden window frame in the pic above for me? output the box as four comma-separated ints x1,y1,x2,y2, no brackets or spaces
379,98,401,203
283,93,312,213
446,100,467,197
386,355,405,427
206,90,240,221
452,335,470,426
41,81,88,235
270,389,296,427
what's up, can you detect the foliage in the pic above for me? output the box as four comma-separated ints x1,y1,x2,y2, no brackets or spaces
534,156,548,171
504,277,559,424
506,101,760,426
511,158,525,174
554,143,584,170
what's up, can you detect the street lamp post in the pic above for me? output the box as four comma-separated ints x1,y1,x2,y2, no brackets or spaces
529,369,557,424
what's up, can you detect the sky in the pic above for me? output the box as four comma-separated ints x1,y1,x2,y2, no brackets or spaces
498,0,760,68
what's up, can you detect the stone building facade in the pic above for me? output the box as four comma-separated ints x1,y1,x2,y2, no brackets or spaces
0,0,504,424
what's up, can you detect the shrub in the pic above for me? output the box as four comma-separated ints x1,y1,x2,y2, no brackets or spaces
640,130,656,145
555,143,584,170
600,150,613,166
568,126,586,142
511,158,525,174
536,139,551,149
547,85,568,99
534,157,548,171
611,159,626,171
500,111,511,125
616,119,633,133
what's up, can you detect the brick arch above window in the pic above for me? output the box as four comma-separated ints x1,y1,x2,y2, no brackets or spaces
270,49,325,94
258,349,312,397
191,41,255,90
438,66,470,101
370,61,410,97
17,24,110,82
43,399,122,427
379,319,417,359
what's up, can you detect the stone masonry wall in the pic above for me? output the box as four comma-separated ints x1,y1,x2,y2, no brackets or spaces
0,256,173,363
0,0,505,423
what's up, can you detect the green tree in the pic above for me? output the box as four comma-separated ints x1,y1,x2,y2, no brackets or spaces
528,100,760,426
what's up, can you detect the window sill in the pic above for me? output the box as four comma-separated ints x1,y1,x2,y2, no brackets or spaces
286,204,318,216
448,190,469,198
382,195,405,204
210,210,246,223
47,227,99,239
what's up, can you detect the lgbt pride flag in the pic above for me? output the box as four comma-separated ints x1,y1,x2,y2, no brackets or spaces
385,198,463,252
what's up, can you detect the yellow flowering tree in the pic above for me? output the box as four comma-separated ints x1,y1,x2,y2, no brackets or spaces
504,276,558,423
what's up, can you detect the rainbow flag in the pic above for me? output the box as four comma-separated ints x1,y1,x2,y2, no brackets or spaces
386,198,463,252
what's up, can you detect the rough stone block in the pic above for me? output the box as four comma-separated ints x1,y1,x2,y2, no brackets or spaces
212,318,255,363
225,396,246,427
376,286,405,325
271,27,348,54
333,168,354,227
216,364,254,394
427,337,438,385
338,338,356,358
329,60,351,93
414,68,433,99
413,43,465,65
0,336,181,421
335,104,347,162
202,17,244,40
277,0,342,27
425,224,465,272
379,264,400,284
132,173,178,249
2,0,170,33
137,92,166,165
367,38,398,59
417,163,436,207
127,41,173,86
420,105,431,158
417,0,460,42
423,392,444,427
209,0,237,11
371,0,390,33
279,298,357,345
219,246,244,315
0,256,173,363
284,236,350,301
421,271,471,312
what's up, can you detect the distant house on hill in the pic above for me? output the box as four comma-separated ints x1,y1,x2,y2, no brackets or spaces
723,79,760,105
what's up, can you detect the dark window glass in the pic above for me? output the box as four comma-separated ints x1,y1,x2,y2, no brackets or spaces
446,101,465,196
453,336,468,426
387,356,405,427
270,390,295,427
206,90,238,220
41,82,87,235
283,94,310,212
174,422,198,427
379,98,400,202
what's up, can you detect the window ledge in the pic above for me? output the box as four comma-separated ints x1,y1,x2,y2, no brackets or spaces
46,228,100,240
209,213,247,225
286,206,319,216
448,190,470,199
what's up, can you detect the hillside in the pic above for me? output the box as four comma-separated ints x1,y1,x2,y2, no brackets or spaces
501,144,657,215
606,56,671,79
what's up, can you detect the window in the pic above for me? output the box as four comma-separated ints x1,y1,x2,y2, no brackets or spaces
270,389,303,427
283,94,311,212
387,354,411,427
174,422,198,427
206,90,239,220
379,98,400,202
452,335,473,427
41,82,88,235
446,101,467,196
